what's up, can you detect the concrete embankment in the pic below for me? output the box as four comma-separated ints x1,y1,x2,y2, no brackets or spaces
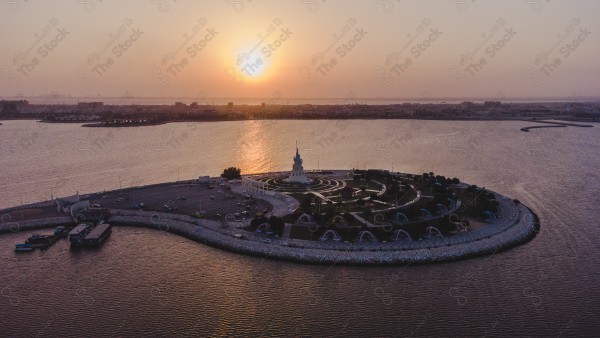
0,205,539,266
0,216,74,234
107,205,539,266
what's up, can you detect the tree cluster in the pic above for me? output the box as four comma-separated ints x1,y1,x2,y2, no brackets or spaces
221,167,241,180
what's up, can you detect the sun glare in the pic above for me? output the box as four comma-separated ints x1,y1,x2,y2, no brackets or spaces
226,42,275,84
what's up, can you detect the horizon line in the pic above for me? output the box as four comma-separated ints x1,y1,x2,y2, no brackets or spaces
3,95,600,102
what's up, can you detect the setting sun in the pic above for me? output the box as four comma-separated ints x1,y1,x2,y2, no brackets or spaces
222,17,292,86
236,47,272,81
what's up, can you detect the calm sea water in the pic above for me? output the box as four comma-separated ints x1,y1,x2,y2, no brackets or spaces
0,119,599,336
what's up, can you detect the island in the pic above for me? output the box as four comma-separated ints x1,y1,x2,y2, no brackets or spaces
0,148,539,265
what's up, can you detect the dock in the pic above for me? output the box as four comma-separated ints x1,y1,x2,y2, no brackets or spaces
82,223,112,246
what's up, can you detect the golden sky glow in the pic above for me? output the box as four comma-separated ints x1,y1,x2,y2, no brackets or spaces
1,0,599,101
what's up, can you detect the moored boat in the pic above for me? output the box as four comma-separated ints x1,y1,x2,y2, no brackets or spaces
26,234,52,244
69,224,92,246
15,243,33,252
82,223,112,246
54,226,69,237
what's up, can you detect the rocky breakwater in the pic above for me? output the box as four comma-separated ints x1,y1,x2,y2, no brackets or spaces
107,196,539,266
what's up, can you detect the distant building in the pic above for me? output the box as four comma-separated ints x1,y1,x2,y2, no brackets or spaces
484,101,501,107
77,102,104,109
461,101,474,109
175,102,187,108
0,100,29,113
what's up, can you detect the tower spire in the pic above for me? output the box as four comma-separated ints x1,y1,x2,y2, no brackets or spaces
289,142,309,184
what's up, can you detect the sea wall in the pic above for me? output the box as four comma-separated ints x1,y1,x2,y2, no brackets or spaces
107,205,539,266
0,199,56,213
0,203,539,266
0,216,74,234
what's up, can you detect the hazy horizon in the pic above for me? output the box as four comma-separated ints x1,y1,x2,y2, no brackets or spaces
1,0,599,101
4,94,600,106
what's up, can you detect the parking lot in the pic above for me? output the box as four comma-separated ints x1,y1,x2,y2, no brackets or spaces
87,181,273,221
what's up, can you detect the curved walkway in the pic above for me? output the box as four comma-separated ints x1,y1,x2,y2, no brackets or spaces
230,185,299,217
103,202,537,265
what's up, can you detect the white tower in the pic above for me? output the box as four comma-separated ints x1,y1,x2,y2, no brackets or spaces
288,143,310,184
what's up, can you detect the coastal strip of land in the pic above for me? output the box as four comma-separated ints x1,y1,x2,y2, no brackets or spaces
2,100,600,126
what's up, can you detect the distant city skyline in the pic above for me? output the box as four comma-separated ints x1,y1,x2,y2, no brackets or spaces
1,0,599,101
4,94,600,106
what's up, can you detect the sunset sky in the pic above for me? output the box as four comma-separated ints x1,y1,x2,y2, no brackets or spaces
1,0,599,101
